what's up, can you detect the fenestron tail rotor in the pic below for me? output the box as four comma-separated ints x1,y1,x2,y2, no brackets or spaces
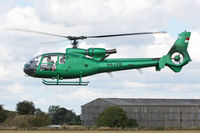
171,52,184,65
8,28,166,48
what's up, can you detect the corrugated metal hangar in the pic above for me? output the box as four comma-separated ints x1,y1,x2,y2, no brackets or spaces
81,98,200,128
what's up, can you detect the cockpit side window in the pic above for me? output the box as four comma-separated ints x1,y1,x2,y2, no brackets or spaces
35,56,41,66
40,55,57,71
27,56,41,70
59,55,66,64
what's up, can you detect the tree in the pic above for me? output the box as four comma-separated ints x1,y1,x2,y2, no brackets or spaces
48,105,80,125
31,108,51,127
34,108,44,115
16,101,36,115
96,106,128,128
48,105,60,124
0,105,7,123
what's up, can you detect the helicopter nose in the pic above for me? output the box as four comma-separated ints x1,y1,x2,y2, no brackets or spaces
23,63,36,76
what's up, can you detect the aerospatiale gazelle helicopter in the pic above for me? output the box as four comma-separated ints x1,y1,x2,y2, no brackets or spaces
11,29,191,86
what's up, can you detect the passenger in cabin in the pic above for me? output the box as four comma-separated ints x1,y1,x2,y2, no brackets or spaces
47,56,55,71
60,56,65,64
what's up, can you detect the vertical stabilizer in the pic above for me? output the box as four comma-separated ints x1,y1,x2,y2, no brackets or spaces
158,31,191,72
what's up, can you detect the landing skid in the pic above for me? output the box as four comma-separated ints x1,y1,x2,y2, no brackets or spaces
42,79,89,86
42,73,89,86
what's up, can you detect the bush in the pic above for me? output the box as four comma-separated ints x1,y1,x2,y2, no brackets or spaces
4,113,51,128
0,105,7,123
31,113,51,127
0,111,7,123
127,118,138,128
3,104,50,128
4,115,34,128
16,101,36,115
48,105,80,125
96,106,128,128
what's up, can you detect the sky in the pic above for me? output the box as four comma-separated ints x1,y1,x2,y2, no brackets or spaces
0,0,200,115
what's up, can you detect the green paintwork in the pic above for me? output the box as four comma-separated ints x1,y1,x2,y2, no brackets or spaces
25,31,191,85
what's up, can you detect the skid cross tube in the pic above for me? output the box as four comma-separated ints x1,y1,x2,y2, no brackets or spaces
42,73,89,86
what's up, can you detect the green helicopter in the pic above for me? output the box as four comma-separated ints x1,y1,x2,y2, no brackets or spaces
12,29,191,86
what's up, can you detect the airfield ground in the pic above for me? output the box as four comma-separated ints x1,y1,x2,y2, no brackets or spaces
0,131,200,133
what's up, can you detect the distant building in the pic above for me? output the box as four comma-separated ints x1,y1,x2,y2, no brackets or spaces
81,98,200,128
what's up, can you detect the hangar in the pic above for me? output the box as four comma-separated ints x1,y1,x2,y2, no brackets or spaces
81,98,200,128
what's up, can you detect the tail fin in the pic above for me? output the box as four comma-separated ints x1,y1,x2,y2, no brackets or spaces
158,31,191,72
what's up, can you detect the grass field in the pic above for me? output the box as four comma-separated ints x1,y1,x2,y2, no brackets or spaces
0,131,200,133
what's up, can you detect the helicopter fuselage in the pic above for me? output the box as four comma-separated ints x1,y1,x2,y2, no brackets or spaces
37,56,160,79
24,49,160,80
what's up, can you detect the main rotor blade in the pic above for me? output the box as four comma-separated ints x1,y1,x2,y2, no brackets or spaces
9,28,167,42
9,28,67,38
85,31,166,38
40,39,68,44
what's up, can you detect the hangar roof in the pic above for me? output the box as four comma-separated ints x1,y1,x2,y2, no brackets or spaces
82,98,200,107
100,98,200,106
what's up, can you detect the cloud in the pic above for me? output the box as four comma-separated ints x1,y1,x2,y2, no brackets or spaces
0,65,10,78
56,88,103,101
0,42,13,61
123,81,147,88
0,0,200,114
2,83,24,94
188,31,200,62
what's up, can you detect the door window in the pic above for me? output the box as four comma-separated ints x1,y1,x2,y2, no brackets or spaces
59,55,66,64
40,55,57,71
